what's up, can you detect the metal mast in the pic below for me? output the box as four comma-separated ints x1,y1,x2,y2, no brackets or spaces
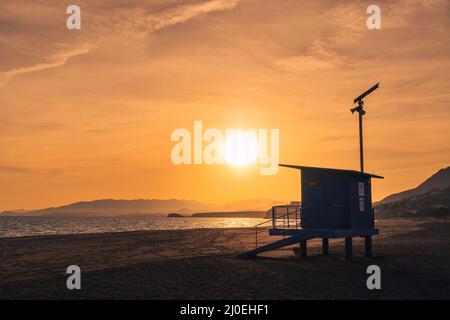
350,83,380,172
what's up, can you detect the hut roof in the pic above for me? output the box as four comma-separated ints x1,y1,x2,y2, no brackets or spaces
279,164,384,179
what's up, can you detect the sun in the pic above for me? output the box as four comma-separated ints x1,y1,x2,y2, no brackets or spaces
224,130,258,166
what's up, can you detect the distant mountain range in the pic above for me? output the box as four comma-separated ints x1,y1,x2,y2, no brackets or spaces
376,166,450,219
380,166,450,204
0,198,285,217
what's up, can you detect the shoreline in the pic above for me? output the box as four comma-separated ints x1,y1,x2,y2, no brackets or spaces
0,215,266,239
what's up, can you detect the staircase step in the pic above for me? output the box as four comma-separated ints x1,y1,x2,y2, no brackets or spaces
239,235,313,258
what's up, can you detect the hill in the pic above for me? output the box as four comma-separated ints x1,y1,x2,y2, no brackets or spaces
375,187,450,219
380,166,450,204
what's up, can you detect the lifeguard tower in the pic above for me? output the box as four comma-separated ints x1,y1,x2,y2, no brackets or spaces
242,84,383,260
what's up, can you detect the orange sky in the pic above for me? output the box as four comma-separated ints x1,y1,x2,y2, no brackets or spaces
1,0,449,210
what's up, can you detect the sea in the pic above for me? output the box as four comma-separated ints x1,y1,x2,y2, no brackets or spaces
0,216,266,238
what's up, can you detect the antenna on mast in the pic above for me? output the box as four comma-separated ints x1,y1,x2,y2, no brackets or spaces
350,82,380,172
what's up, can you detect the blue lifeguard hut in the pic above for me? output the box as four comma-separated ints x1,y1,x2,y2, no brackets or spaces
243,166,383,260
285,165,382,231
242,84,383,260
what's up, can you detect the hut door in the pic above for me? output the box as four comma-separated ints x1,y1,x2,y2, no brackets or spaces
324,178,349,229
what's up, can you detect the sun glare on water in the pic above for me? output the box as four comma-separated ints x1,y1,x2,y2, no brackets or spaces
224,130,258,167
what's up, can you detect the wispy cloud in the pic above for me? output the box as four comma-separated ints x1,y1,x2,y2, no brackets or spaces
0,44,91,86
275,38,343,72
144,0,240,32
108,0,241,36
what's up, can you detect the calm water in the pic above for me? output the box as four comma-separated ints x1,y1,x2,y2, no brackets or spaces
0,216,266,238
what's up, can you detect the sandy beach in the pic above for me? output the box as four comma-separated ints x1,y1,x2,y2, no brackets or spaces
1,219,449,299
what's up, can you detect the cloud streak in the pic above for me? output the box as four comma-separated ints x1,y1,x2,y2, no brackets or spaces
145,0,240,32
0,44,92,86
108,0,241,36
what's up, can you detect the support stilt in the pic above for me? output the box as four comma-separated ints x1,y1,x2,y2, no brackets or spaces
322,238,329,256
300,240,307,258
365,236,372,257
345,237,353,261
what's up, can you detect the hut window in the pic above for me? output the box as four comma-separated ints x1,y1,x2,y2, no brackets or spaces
359,197,365,212
358,182,365,196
